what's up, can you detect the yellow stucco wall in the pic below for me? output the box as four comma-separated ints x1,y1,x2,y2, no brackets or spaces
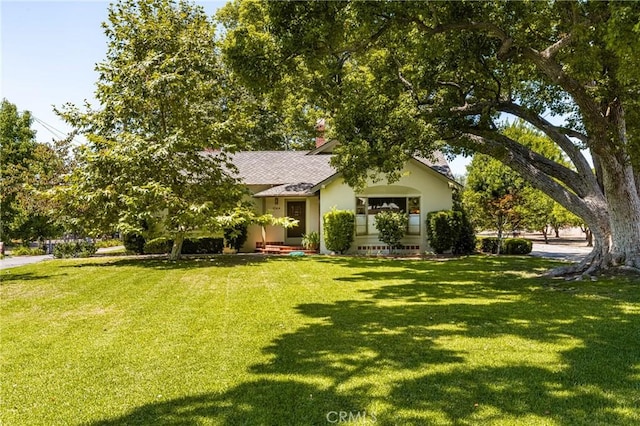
319,159,454,254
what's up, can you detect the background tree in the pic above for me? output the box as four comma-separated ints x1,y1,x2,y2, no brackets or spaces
220,1,640,274
1,99,65,246
1,99,37,243
463,154,526,252
549,204,583,239
56,0,246,259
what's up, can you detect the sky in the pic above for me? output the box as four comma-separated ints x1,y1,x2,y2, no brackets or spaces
1,0,471,175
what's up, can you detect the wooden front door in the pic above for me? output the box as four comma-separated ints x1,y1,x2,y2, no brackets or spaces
286,201,306,238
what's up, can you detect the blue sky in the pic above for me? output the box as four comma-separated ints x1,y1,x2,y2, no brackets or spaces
1,0,470,174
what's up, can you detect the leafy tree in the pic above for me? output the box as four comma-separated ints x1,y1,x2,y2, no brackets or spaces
1,99,37,242
517,186,556,243
56,0,246,259
463,153,527,251
215,206,299,251
221,1,640,274
1,99,65,245
549,204,582,239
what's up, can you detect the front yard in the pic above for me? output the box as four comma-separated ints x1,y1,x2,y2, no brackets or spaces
1,255,638,425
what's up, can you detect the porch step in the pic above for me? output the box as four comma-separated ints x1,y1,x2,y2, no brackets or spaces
257,244,318,254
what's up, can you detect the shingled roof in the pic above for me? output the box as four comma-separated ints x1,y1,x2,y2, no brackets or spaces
225,150,455,197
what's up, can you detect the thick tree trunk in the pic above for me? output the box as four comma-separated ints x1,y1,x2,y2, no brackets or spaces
602,163,640,269
169,232,185,261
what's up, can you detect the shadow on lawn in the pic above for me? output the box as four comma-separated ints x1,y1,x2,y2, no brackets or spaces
89,257,640,425
62,254,278,270
0,271,60,283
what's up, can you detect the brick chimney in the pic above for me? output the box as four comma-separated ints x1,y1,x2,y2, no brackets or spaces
315,118,326,148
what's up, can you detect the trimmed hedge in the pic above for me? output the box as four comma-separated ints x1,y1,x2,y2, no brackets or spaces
477,237,533,255
503,238,533,255
478,237,501,254
144,238,173,254
53,241,97,259
426,210,476,254
323,208,355,254
143,237,225,255
182,237,224,254
123,233,145,254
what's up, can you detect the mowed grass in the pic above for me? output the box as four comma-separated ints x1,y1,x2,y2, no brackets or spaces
1,255,639,425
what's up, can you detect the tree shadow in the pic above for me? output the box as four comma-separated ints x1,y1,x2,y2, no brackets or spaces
88,380,357,426
60,254,278,271
0,271,60,283
87,257,640,425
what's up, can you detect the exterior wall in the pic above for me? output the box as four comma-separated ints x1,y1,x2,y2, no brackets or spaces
242,159,454,254
241,188,320,252
319,159,454,254
319,177,357,254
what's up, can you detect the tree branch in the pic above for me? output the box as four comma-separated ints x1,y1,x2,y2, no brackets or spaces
496,101,596,183
457,132,604,225
541,32,574,59
406,15,606,141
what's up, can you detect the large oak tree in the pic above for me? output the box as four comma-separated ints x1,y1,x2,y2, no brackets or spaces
221,1,640,274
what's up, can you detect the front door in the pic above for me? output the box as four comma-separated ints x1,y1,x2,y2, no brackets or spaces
286,201,306,238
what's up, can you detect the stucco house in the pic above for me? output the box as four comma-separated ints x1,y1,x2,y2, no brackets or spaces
227,138,459,255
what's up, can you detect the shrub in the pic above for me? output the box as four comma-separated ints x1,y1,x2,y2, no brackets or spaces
374,211,408,251
181,238,224,254
451,211,476,255
301,231,320,250
95,239,122,248
144,238,173,254
503,238,533,255
53,241,97,258
223,223,248,251
323,208,355,254
143,237,224,255
478,237,501,254
426,211,456,254
427,210,477,255
123,233,145,254
12,246,46,256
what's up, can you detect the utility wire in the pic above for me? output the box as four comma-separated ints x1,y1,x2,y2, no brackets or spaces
32,115,69,140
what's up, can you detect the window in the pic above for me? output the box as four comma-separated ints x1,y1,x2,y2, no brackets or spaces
356,197,368,235
355,196,421,235
407,197,420,235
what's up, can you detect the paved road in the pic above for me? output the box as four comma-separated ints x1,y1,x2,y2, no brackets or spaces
0,254,53,270
530,242,592,262
0,246,125,270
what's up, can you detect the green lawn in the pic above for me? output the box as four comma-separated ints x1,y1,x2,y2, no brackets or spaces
1,255,639,425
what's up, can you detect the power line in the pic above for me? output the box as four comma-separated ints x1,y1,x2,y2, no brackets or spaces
32,115,68,140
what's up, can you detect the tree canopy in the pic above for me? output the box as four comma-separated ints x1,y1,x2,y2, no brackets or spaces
221,0,640,274
56,0,248,259
1,99,64,244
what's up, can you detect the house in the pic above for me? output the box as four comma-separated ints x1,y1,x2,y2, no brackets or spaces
228,139,458,254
